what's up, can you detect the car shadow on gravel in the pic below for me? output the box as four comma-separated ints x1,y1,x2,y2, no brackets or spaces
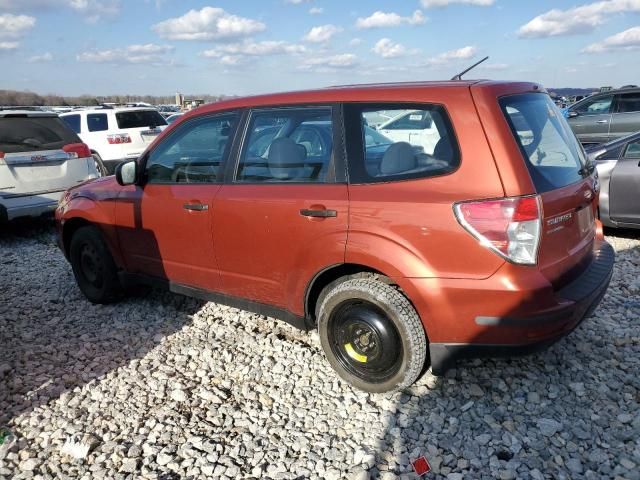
0,217,206,429
371,241,640,479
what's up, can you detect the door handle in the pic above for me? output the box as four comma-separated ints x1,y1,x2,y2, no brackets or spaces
183,203,208,211
596,120,609,124
300,208,337,218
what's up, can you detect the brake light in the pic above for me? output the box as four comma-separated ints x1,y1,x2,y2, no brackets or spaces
63,143,92,159
0,151,4,165
107,134,131,144
454,195,542,265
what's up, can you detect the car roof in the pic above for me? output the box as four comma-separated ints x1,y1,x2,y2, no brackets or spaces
60,107,159,116
186,80,536,119
0,110,58,118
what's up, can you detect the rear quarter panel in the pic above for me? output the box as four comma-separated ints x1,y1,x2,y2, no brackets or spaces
346,85,506,281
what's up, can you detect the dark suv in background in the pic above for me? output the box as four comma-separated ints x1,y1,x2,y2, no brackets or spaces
567,86,640,147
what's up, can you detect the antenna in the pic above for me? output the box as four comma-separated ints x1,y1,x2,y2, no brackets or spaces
451,56,489,81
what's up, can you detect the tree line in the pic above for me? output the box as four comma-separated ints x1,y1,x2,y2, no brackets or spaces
0,90,227,107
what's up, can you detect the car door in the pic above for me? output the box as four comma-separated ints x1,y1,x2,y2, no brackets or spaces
609,138,640,225
609,91,640,141
213,105,348,316
115,112,239,290
567,94,614,145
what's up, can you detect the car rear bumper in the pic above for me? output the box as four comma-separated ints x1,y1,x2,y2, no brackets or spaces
0,189,66,221
414,240,615,374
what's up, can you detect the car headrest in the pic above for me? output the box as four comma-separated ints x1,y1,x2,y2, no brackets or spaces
268,137,307,180
433,136,453,162
379,142,416,175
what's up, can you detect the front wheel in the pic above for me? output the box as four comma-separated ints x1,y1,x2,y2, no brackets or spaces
69,226,122,303
317,277,427,393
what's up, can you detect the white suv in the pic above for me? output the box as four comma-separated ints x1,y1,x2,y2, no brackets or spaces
0,110,99,221
60,107,167,174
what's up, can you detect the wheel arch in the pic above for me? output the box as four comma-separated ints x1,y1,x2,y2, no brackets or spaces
305,263,419,324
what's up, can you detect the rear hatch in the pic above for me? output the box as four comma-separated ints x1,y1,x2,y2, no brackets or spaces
499,93,597,287
0,113,90,195
115,109,167,156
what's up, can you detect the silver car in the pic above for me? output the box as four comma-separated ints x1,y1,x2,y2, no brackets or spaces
567,87,640,147
586,131,640,229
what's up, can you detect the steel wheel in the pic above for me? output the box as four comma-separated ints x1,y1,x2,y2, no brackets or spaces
328,301,403,383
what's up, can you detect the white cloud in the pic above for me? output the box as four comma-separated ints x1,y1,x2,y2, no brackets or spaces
421,0,494,6
349,37,363,46
372,38,409,58
0,13,36,39
153,7,266,41
303,24,342,43
284,0,311,3
202,40,306,58
583,26,640,52
424,45,477,65
518,0,640,38
309,6,323,14
300,53,358,71
356,10,426,29
68,0,119,23
0,0,119,22
77,43,174,64
0,41,18,50
28,52,53,62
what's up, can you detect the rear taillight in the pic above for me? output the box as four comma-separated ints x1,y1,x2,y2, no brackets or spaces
0,151,4,165
63,143,92,159
454,195,542,265
107,134,131,144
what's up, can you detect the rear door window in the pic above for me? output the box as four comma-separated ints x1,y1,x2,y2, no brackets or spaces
500,93,588,193
0,116,80,153
61,114,81,133
116,110,167,129
344,103,459,184
87,113,108,132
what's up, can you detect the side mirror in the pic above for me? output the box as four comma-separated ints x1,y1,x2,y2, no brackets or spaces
115,160,138,186
568,111,579,118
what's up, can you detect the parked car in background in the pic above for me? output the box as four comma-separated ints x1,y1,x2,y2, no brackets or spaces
566,87,640,147
56,80,612,393
375,109,441,155
586,131,640,229
0,110,98,221
165,113,184,124
60,107,167,174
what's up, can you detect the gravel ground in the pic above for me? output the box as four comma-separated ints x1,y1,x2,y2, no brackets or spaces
0,218,638,480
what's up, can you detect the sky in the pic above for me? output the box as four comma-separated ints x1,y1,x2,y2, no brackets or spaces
0,0,639,97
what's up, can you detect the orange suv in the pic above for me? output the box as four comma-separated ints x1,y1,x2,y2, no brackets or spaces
55,81,614,393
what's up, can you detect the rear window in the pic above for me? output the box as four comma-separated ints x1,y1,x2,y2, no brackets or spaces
500,93,587,193
116,110,167,129
0,115,80,153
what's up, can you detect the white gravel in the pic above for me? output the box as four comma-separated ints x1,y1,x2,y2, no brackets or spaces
1,218,639,479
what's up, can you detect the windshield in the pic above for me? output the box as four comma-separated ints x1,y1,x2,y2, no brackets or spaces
0,116,79,153
116,110,167,129
500,93,588,193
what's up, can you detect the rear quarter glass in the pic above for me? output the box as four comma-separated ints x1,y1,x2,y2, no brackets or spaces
116,110,167,129
0,116,80,153
499,93,587,193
